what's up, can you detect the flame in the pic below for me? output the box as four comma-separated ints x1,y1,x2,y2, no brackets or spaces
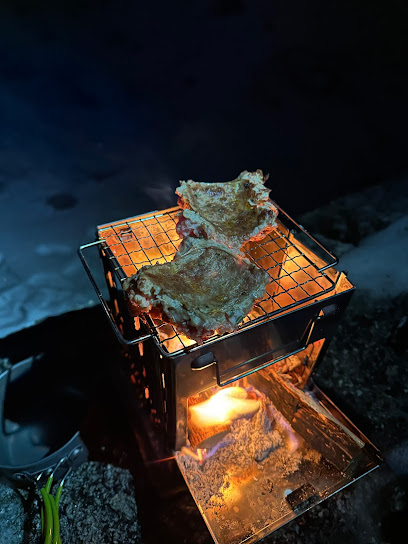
147,455,177,465
277,246,328,300
180,447,206,463
189,387,260,428
159,331,195,353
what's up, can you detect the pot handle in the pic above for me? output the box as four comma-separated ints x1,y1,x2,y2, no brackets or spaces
78,240,152,345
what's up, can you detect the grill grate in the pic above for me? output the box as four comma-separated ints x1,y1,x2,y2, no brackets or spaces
97,208,336,354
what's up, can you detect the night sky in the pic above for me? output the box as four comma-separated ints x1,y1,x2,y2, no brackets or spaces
1,0,407,214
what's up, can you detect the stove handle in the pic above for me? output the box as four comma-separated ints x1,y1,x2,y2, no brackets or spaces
78,241,152,346
191,352,217,370
214,309,326,387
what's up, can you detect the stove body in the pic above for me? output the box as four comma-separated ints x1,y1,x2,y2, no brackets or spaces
79,204,381,544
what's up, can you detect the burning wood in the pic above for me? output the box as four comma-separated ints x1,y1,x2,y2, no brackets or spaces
187,387,260,450
263,368,364,472
181,384,306,480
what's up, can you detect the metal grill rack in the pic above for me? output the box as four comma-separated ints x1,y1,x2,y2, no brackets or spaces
95,206,338,355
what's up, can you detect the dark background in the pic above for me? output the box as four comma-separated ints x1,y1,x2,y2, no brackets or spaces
1,0,407,216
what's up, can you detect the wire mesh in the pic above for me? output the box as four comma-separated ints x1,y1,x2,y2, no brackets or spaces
98,209,336,355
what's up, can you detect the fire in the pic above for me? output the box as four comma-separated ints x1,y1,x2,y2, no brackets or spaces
189,387,260,428
158,330,195,353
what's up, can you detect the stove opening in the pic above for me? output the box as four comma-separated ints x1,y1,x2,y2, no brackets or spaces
184,340,322,458
176,340,372,544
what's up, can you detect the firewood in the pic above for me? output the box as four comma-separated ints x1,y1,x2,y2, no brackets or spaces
188,387,260,449
188,423,231,449
265,369,364,471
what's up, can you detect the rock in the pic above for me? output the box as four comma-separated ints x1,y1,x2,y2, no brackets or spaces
388,316,408,356
0,481,25,544
58,462,142,544
0,480,42,544
300,178,408,245
306,234,353,258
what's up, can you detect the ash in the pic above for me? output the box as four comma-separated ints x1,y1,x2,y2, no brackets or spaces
178,397,317,511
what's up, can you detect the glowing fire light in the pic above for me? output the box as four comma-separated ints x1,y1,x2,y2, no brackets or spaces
147,455,177,465
180,447,205,463
189,387,260,428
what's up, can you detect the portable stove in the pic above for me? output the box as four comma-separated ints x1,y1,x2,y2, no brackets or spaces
79,202,381,544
